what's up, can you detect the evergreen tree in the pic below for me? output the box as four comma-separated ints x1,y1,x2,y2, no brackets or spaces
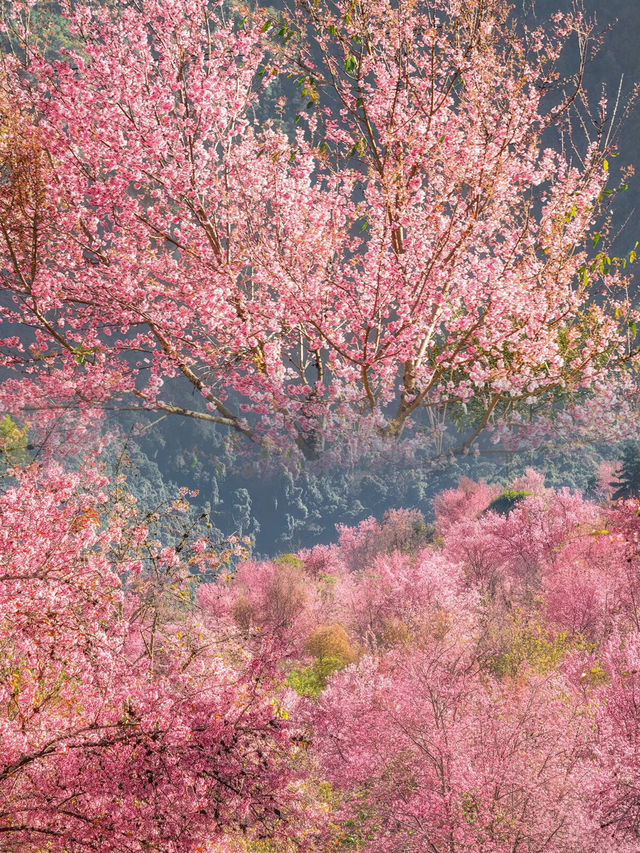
612,442,640,499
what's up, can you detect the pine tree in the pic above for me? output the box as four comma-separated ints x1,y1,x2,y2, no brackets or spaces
612,442,640,499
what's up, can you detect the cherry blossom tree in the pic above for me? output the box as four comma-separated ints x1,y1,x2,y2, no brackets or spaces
0,0,636,459
542,499,639,640
586,625,640,842
0,462,300,852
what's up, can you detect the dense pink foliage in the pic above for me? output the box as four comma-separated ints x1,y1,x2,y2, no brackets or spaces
0,0,636,457
0,0,637,845
205,476,639,851
313,649,626,853
587,628,640,839
0,457,637,850
301,484,639,851
0,464,298,852
433,476,501,533
595,458,622,500
543,500,639,638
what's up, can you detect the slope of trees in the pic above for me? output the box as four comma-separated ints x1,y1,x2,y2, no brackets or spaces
0,450,637,851
0,0,637,849
206,472,638,852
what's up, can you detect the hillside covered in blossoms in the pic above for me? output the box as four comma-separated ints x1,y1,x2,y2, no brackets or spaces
1,462,638,850
0,0,638,849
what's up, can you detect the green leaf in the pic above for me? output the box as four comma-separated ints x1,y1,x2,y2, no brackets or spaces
630,321,637,337
260,19,271,32
344,55,358,74
603,159,608,171
592,233,601,248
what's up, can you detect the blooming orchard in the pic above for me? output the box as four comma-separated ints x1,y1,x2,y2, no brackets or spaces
0,0,637,849
208,473,639,852
0,453,637,851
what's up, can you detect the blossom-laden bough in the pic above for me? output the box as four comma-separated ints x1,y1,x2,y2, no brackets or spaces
0,0,637,461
